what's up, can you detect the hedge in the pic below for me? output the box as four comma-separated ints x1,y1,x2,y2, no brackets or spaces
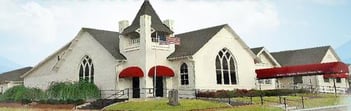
46,81,100,101
0,81,100,104
0,85,45,103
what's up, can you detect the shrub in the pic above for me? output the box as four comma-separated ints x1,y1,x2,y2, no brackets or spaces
0,85,45,103
46,81,101,102
215,90,228,98
234,89,250,97
196,90,215,98
76,81,101,100
0,81,100,104
247,89,261,97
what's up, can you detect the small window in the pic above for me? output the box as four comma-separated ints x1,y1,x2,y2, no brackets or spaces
258,80,264,84
336,78,341,83
180,63,189,85
324,78,330,83
265,79,271,84
293,76,303,84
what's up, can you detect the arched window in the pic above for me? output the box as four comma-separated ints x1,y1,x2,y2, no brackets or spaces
79,56,94,83
215,48,237,85
180,63,189,85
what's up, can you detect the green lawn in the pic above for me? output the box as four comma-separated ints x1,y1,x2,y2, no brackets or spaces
105,94,344,111
235,93,343,108
105,99,285,111
104,99,228,111
288,95,341,108
0,94,341,111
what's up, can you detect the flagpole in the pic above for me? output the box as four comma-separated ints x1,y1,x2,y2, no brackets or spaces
153,32,157,97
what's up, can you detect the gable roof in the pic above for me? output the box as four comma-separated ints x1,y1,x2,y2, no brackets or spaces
271,46,335,66
167,24,227,59
83,28,126,60
251,47,281,67
22,28,126,78
0,67,32,83
21,42,72,78
251,47,264,55
122,0,173,35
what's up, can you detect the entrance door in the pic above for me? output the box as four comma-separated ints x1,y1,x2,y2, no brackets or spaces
132,77,140,98
155,77,163,97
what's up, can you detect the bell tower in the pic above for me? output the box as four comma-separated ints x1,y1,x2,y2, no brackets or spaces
118,0,175,98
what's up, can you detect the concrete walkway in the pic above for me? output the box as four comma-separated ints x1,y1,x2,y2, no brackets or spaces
292,105,349,111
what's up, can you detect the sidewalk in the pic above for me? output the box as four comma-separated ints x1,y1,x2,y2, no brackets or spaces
292,105,349,111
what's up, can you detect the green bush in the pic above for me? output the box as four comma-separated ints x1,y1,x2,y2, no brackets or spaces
261,89,308,96
0,81,101,104
0,85,45,103
76,81,101,100
46,81,101,101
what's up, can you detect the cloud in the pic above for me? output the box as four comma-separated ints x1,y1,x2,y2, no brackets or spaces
153,0,280,35
0,0,280,66
0,1,57,43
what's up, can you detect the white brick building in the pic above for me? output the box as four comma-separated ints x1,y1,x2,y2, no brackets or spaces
21,0,259,98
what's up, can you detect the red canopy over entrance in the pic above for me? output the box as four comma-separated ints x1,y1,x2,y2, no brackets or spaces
148,65,175,77
323,73,348,78
119,66,144,78
256,62,349,79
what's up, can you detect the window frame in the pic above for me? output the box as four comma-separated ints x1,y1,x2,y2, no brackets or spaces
265,79,272,84
323,78,330,83
79,56,94,83
180,63,189,85
336,78,341,83
215,48,238,85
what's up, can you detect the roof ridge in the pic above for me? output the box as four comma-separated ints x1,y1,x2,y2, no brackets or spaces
1,67,32,74
271,45,331,54
82,27,118,33
251,46,264,49
176,24,227,36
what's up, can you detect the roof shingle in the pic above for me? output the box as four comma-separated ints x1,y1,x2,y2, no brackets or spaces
271,46,332,66
168,24,227,59
83,28,126,60
0,67,32,83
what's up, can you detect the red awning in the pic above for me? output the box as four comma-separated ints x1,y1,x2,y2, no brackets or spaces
148,65,175,77
323,73,348,78
256,62,349,79
119,66,144,78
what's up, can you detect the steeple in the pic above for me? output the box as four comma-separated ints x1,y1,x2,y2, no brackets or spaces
122,0,173,35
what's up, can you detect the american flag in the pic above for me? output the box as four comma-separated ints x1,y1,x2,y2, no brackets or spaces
167,36,180,45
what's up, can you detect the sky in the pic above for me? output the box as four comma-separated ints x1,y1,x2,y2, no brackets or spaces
0,0,351,69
